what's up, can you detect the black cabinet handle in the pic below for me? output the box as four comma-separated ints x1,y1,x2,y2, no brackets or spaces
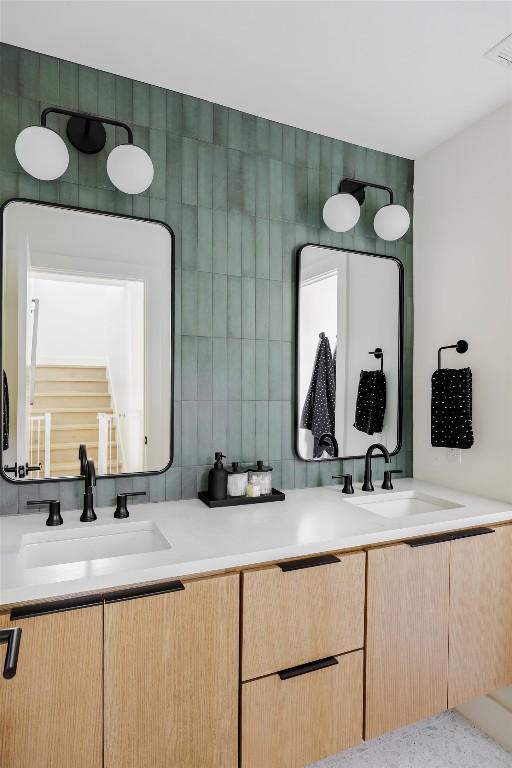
0,628,22,679
408,527,495,548
10,580,186,621
104,580,185,604
450,527,495,542
279,655,338,680
278,554,340,572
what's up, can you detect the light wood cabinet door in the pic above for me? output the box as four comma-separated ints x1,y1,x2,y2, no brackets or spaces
241,650,363,768
104,574,239,768
0,605,103,768
242,552,365,680
365,541,450,739
449,525,512,708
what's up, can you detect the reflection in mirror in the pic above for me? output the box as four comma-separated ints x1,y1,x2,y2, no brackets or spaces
297,245,402,461
2,201,173,480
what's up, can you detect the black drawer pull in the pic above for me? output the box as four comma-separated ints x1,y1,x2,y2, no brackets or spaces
450,527,495,542
104,580,185,604
278,554,340,572
279,655,338,680
408,527,495,548
0,628,22,679
11,594,103,621
11,580,186,620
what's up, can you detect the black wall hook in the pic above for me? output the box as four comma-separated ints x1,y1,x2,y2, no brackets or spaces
437,340,468,369
369,347,384,372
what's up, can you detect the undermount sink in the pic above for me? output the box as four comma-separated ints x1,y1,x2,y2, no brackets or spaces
20,521,171,568
347,491,463,519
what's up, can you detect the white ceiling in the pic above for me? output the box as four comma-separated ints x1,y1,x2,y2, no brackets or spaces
1,1,512,159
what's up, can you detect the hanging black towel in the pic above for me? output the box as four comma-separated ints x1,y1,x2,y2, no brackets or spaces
2,370,9,451
300,333,336,458
354,370,386,435
431,367,474,449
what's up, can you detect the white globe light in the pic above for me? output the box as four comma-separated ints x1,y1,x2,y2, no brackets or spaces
322,193,360,232
374,204,410,241
15,126,69,180
107,144,154,194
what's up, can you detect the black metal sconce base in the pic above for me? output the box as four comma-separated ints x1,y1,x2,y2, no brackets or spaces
66,115,107,155
338,177,394,207
339,178,366,206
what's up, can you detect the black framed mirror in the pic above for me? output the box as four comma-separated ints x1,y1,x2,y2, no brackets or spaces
296,244,403,461
1,199,174,482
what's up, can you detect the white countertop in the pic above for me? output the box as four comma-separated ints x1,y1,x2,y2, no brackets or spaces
1,478,511,608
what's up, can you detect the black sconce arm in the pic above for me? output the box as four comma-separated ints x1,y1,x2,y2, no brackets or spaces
339,177,394,206
40,106,134,154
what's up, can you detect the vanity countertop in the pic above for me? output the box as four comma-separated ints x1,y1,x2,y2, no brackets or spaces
1,478,511,608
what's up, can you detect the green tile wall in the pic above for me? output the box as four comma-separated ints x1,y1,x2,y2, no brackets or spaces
0,43,413,514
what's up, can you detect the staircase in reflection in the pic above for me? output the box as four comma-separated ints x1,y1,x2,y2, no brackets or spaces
30,364,121,477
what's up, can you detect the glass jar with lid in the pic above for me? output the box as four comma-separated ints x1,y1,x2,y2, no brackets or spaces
227,462,248,497
247,460,273,496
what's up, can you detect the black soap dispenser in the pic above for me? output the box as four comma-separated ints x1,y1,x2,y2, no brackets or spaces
208,452,228,500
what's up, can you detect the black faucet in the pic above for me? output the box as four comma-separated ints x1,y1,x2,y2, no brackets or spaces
318,433,339,457
362,443,391,492
79,444,97,522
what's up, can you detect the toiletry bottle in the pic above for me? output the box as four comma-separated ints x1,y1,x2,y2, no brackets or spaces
208,452,228,500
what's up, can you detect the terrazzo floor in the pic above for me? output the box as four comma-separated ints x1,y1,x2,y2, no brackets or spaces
309,711,512,767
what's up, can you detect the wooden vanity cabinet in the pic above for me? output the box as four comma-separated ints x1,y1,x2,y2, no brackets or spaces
104,573,239,768
241,553,365,768
0,603,103,768
366,523,512,739
242,552,365,680
448,524,512,707
365,540,450,739
242,650,363,768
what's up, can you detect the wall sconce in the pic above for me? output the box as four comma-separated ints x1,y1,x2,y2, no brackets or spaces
323,178,410,241
15,107,154,194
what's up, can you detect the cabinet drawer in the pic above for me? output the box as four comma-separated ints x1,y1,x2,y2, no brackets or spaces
241,650,363,768
242,551,365,680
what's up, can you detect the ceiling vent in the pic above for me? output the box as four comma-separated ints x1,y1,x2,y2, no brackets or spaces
484,33,512,70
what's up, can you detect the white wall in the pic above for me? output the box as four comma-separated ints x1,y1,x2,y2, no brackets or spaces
414,103,512,745
33,277,111,366
413,103,512,501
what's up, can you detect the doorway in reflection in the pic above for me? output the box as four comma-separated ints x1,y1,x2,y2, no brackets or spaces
23,272,145,478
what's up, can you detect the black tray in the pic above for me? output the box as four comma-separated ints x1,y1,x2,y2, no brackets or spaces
198,488,285,508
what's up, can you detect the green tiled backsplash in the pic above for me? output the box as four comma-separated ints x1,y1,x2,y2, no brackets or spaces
0,43,413,514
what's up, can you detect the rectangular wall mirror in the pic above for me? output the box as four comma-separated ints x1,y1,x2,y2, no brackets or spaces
1,200,174,481
296,244,403,461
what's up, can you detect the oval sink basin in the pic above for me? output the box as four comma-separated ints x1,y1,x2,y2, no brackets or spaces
20,521,171,568
346,491,462,519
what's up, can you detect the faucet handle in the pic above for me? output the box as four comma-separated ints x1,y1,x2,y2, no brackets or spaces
382,470,402,491
114,491,147,519
332,474,354,495
26,499,63,526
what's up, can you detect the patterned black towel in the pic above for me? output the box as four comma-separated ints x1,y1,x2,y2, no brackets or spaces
431,367,474,449
354,370,386,435
300,334,336,458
